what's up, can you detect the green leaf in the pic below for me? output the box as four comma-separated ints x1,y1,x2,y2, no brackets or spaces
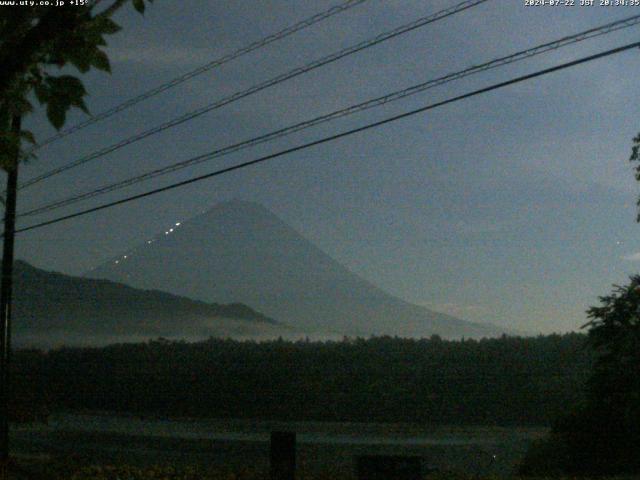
0,107,9,130
93,16,122,35
0,130,21,170
50,75,87,99
33,83,50,105
132,0,145,14
68,51,92,73
91,49,111,73
10,96,33,116
20,130,36,145
71,96,89,115
46,100,66,130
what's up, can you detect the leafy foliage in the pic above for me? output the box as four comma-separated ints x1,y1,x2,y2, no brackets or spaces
585,279,640,419
34,75,89,130
630,133,640,221
521,130,640,476
0,0,154,170
522,278,640,475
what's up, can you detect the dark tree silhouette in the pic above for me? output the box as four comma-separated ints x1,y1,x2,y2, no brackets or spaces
579,279,640,473
0,0,154,465
13,334,592,426
0,0,155,169
524,279,640,475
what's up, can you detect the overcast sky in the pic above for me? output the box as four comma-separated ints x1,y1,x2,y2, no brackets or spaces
10,0,640,333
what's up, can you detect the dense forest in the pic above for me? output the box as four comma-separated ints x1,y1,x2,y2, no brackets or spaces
12,333,591,426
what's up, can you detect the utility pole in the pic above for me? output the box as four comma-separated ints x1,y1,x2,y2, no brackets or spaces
0,114,21,464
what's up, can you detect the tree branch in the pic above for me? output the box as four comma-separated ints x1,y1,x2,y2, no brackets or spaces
0,9,75,99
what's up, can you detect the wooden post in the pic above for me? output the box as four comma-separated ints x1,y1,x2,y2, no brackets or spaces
356,455,423,480
270,431,295,480
0,115,20,464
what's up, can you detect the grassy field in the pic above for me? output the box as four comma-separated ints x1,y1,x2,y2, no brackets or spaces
6,418,638,479
10,413,548,478
7,457,640,480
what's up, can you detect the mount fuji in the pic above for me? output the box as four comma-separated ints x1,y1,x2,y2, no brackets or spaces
86,200,506,339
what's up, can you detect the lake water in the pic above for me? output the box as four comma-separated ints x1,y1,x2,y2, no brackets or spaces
12,413,548,477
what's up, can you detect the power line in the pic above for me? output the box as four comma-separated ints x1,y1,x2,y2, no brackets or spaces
17,0,490,191
30,0,370,151
13,41,640,236
18,13,640,218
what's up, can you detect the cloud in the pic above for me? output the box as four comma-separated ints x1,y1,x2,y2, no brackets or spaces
622,252,640,262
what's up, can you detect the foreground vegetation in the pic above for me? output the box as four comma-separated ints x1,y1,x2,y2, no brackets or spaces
9,313,638,477
12,333,591,426
10,459,259,480
4,327,635,475
9,458,640,480
519,278,640,476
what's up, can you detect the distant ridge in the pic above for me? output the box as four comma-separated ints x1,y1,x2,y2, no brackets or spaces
87,200,507,339
12,260,284,347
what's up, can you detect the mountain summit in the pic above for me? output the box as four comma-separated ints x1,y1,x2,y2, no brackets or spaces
87,200,505,339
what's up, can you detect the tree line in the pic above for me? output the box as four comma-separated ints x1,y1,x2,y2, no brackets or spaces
520,278,640,476
12,333,591,426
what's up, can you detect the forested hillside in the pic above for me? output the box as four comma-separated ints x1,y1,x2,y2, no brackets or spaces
12,260,282,347
14,334,591,425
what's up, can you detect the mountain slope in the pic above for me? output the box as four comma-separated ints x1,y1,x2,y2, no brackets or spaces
87,200,506,339
12,260,283,347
